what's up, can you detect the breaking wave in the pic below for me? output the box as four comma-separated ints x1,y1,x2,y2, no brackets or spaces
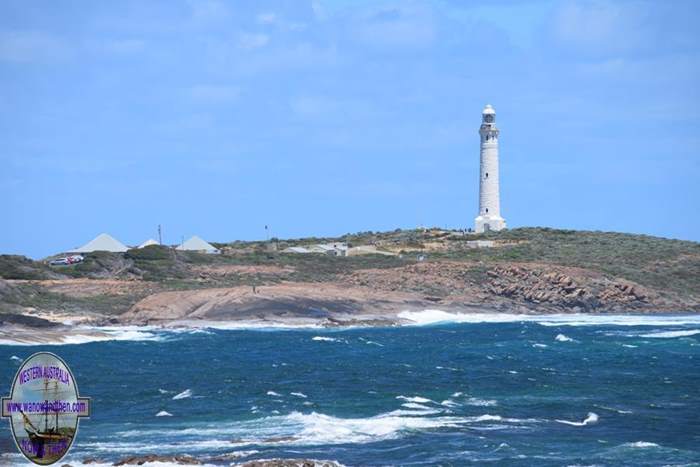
555,334,574,342
172,389,192,400
555,412,599,426
640,329,700,338
312,336,345,343
397,310,700,327
108,408,541,450
0,326,164,346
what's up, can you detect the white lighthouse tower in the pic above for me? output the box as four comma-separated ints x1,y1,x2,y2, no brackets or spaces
474,104,506,233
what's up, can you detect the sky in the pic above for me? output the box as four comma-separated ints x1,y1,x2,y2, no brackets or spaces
1,0,699,258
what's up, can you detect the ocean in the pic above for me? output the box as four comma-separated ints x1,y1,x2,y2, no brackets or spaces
1,312,700,466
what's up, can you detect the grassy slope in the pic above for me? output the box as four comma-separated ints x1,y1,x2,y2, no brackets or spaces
1,227,699,317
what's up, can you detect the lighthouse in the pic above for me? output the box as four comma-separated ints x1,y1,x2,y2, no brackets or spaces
475,104,506,233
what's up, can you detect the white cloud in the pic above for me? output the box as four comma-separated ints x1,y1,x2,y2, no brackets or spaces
238,33,269,50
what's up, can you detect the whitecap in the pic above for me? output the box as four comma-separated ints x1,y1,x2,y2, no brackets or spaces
396,395,435,404
623,441,659,448
0,325,164,346
435,366,459,371
111,409,541,449
266,390,282,397
291,392,308,398
172,389,192,400
358,337,384,346
397,310,700,328
555,334,574,342
532,343,548,348
472,414,503,422
640,329,700,338
312,336,344,343
595,405,632,414
401,402,437,411
440,400,460,407
465,397,498,407
155,410,173,417
556,412,599,426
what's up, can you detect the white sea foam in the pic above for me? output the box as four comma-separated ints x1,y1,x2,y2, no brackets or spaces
640,329,700,338
440,399,460,407
115,407,539,447
267,390,282,397
155,410,173,417
435,366,460,371
169,320,323,331
401,402,437,411
291,392,308,398
595,405,632,414
312,336,344,342
358,337,384,346
172,389,192,400
532,343,548,348
397,310,700,328
623,441,660,448
0,325,164,346
555,334,574,342
465,397,498,407
556,412,599,426
396,395,435,404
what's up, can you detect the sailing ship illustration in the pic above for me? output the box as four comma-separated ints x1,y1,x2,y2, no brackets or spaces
18,379,74,462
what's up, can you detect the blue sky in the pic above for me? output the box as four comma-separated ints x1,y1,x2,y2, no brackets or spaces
2,0,699,258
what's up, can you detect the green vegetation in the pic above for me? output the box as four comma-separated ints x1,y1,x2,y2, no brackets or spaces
436,227,700,295
1,227,698,313
0,255,53,280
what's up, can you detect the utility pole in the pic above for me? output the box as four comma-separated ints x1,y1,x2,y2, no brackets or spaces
158,225,162,245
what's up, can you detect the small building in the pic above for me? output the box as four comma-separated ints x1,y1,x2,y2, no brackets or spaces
72,233,128,253
308,243,348,257
138,239,160,248
176,235,220,254
346,245,396,256
283,246,312,254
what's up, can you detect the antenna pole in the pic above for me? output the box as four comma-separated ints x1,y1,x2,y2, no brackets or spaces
158,225,162,245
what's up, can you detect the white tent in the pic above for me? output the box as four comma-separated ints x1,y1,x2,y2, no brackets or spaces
176,235,220,254
73,233,128,253
138,239,160,248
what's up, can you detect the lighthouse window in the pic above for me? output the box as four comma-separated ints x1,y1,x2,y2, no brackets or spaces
485,208,489,213
485,172,489,178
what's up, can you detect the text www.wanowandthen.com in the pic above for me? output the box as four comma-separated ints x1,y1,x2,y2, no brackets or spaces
5,400,86,414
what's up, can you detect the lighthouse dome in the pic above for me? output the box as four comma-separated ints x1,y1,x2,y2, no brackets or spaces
482,104,495,115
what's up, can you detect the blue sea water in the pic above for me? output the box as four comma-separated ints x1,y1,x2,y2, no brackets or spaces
1,313,700,466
